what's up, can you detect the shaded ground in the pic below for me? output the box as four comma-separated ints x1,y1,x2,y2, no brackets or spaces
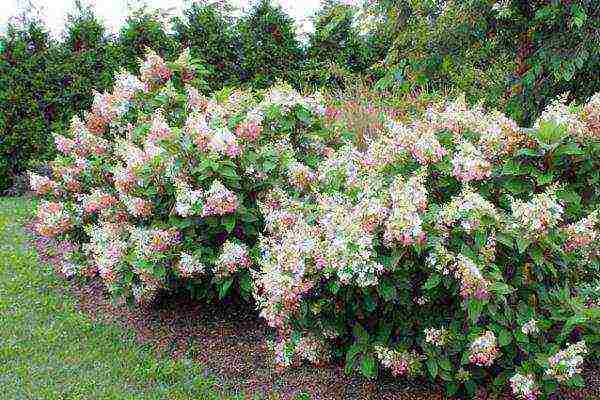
22,195,600,400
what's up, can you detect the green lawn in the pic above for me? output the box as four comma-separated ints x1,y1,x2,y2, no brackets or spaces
0,197,247,400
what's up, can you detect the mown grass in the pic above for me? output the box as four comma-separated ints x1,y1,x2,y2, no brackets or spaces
0,197,267,400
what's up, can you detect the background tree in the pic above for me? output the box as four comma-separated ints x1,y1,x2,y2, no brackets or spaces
237,0,303,88
117,6,179,73
0,9,57,190
172,0,241,91
365,0,600,124
308,1,368,73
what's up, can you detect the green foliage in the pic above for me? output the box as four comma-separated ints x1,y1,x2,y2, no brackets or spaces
503,1,600,124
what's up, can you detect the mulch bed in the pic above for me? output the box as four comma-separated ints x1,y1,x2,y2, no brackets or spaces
27,225,599,400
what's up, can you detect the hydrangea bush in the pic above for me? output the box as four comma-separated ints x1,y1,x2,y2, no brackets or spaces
30,49,328,304
31,48,599,398
254,94,599,397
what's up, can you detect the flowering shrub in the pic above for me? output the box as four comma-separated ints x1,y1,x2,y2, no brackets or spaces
31,49,328,304
30,46,599,398
254,94,600,397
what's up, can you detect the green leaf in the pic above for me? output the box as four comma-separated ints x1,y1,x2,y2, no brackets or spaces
328,280,340,295
570,374,585,388
544,380,558,394
489,282,514,296
439,358,452,371
219,166,240,181
447,382,459,396
426,359,438,379
496,233,514,249
222,215,236,233
536,172,554,186
360,354,377,378
529,246,544,266
346,343,362,366
561,315,587,338
377,278,397,301
353,323,369,342
363,292,377,313
516,237,530,254
555,143,584,157
535,120,568,147
295,107,312,125
218,279,234,300
515,148,540,157
423,274,441,290
467,299,483,323
498,329,512,347
239,274,253,294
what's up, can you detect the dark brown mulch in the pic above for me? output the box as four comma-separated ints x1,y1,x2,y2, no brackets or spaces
27,226,599,400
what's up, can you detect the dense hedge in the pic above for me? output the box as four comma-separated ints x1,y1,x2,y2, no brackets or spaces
31,50,599,399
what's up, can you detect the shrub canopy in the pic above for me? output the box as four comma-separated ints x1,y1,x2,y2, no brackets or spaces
30,48,600,399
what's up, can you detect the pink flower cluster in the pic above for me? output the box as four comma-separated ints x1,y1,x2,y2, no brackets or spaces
29,172,58,196
534,95,587,141
235,118,263,142
112,165,137,193
202,180,238,217
119,194,153,218
176,252,205,278
113,70,146,100
510,373,540,400
140,50,172,88
130,227,180,260
582,93,600,138
545,341,587,382
174,180,203,217
438,187,500,234
424,327,448,347
148,110,173,143
286,161,316,190
186,111,241,158
216,240,251,277
454,255,490,300
563,211,598,252
186,84,209,112
521,319,539,336
86,222,129,283
468,331,499,366
426,96,524,158
451,141,492,182
34,201,73,238
374,345,424,377
384,119,447,166
510,187,564,237
80,189,117,215
50,156,89,194
383,173,428,246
